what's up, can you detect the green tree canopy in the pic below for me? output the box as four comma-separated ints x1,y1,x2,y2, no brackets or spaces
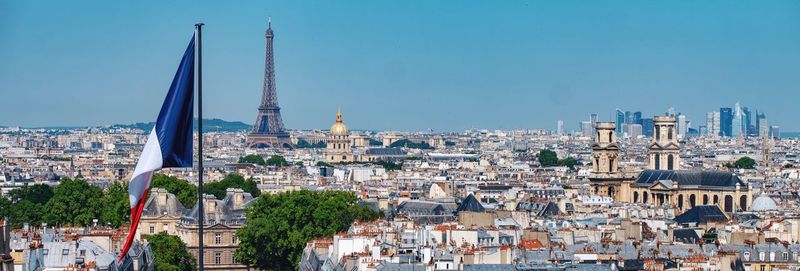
316,161,333,167
295,139,326,148
537,149,559,167
203,173,261,200
390,139,433,149
238,154,266,165
559,157,578,170
733,156,756,169
143,232,197,271
150,174,198,208
265,155,289,167
44,178,104,226
99,181,130,227
234,190,380,270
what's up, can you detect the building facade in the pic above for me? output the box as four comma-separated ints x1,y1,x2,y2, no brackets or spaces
326,110,354,163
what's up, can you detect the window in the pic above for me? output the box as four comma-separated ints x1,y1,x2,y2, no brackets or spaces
149,225,155,234
784,252,789,261
759,252,765,261
42,249,49,255
215,252,222,265
232,235,237,244
163,223,168,232
80,250,86,256
215,233,222,244
62,249,69,255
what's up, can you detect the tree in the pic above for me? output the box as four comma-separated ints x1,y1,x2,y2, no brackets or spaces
150,174,198,208
295,139,326,148
0,184,54,227
143,232,197,271
100,181,130,227
44,178,103,226
733,157,756,169
316,161,333,167
390,139,433,149
203,174,261,200
559,157,578,170
238,154,266,165
265,155,289,167
537,149,559,167
234,190,380,270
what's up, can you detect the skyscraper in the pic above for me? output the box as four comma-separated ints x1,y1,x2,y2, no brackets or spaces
719,107,733,137
615,109,625,134
676,114,687,138
581,121,593,137
770,125,780,139
556,120,564,135
742,107,753,136
247,21,292,148
633,111,642,125
641,118,654,137
758,113,768,138
706,111,720,136
590,113,599,136
732,102,743,137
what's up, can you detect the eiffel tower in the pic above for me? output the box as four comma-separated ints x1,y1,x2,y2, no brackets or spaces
247,20,292,148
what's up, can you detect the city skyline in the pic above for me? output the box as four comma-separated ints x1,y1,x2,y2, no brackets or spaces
2,1,799,131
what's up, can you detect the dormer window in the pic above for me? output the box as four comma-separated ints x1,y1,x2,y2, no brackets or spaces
743,251,750,261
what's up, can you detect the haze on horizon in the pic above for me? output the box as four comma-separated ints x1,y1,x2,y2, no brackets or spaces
1,1,799,132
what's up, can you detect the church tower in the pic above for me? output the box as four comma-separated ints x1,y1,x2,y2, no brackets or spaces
588,122,633,201
648,116,680,170
592,122,619,175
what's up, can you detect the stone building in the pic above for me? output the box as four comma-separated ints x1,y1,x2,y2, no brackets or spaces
648,116,681,170
590,117,753,213
588,122,634,202
136,188,186,240
138,188,255,270
178,189,254,270
326,110,354,163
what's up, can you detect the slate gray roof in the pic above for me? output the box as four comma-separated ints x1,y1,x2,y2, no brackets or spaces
457,194,486,213
634,170,747,189
674,205,729,224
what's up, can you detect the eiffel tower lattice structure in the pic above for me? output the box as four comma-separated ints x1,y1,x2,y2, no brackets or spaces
247,20,292,148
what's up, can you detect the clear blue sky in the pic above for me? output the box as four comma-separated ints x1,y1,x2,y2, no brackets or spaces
1,0,799,131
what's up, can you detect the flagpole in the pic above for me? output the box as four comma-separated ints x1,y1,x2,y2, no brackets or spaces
195,22,205,271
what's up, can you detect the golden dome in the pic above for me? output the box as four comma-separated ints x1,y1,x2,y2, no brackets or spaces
330,110,348,135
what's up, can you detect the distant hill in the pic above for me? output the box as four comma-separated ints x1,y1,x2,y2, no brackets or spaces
112,118,252,133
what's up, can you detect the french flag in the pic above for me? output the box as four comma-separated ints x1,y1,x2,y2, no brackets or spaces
120,36,196,260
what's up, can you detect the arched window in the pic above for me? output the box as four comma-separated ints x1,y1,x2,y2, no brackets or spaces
689,194,696,208
609,157,614,173
595,158,600,172
668,127,673,140
703,194,709,205
655,126,661,141
633,191,639,203
740,195,748,211
643,192,649,204
677,194,684,210
654,154,661,170
725,195,734,212
713,195,719,204
608,186,615,198
667,154,674,170
610,131,614,141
